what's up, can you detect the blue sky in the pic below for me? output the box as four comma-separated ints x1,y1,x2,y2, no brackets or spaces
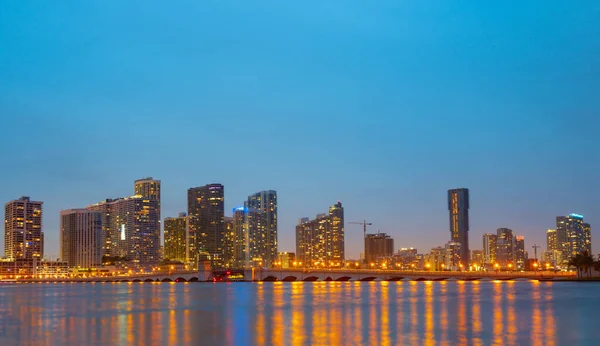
1,1,599,259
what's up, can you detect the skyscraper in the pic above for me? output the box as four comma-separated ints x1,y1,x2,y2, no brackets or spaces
60,209,103,268
445,241,462,270
483,233,497,265
515,236,526,270
223,216,235,268
245,190,278,268
364,233,394,265
87,178,161,264
545,229,561,264
134,177,161,201
164,213,188,263
187,184,225,267
232,206,265,268
496,228,514,267
4,196,44,261
88,196,160,263
296,202,345,267
557,214,592,263
448,188,470,267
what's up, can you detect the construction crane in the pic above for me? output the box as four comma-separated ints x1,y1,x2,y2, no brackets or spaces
532,244,540,261
349,220,372,239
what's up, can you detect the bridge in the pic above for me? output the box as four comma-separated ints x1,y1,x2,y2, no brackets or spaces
243,268,575,282
16,268,575,283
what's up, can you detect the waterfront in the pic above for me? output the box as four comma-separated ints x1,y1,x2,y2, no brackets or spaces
0,281,598,345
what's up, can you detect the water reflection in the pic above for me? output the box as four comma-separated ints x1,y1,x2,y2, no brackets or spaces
0,281,594,345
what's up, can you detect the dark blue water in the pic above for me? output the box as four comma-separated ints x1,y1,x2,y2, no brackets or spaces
0,281,598,345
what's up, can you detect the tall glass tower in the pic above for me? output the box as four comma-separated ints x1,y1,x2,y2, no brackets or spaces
448,188,470,267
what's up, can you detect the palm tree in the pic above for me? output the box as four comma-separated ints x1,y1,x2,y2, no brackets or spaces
569,251,595,279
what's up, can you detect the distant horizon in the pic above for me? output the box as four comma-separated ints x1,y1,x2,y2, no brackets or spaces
1,1,598,259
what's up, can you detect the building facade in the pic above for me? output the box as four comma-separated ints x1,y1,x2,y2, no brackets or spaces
445,242,462,270
471,250,484,269
295,202,345,268
556,214,592,263
187,184,225,267
364,233,394,265
448,188,470,267
483,233,497,265
231,206,268,268
4,196,44,261
496,228,514,268
60,209,103,268
164,213,188,263
514,236,526,270
244,190,278,268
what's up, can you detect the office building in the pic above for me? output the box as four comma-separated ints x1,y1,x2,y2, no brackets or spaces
448,188,470,267
296,202,345,267
60,209,103,268
364,233,394,265
187,184,225,267
483,233,497,265
4,196,44,261
232,206,264,268
515,236,526,270
546,229,558,263
496,228,514,267
164,213,188,263
244,190,278,268
557,214,592,263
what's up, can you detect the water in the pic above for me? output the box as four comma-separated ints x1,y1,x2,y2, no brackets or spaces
0,281,598,345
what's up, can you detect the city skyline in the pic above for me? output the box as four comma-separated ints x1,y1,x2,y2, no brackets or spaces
1,1,599,259
1,181,595,261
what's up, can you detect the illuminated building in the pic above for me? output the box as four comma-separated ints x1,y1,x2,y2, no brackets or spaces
60,209,103,268
496,228,514,267
515,236,526,270
223,216,235,268
471,250,484,268
232,206,274,268
244,190,278,268
277,252,296,268
296,202,345,267
445,241,462,270
483,233,497,265
187,184,225,267
134,177,161,201
448,188,470,267
164,213,188,263
364,233,394,265
546,229,557,260
4,196,44,261
87,178,161,264
429,246,446,270
557,214,592,263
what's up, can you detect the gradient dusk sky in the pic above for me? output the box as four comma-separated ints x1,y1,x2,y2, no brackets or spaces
1,1,599,259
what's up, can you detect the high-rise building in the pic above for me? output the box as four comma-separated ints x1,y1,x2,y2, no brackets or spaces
187,184,225,267
445,241,462,270
448,188,470,267
364,233,394,265
60,209,103,268
88,195,160,263
164,213,188,263
244,190,278,268
546,229,558,263
483,233,497,265
296,202,345,267
223,216,235,268
134,177,161,201
4,197,44,261
496,228,514,267
556,214,592,263
277,252,296,268
515,236,526,270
